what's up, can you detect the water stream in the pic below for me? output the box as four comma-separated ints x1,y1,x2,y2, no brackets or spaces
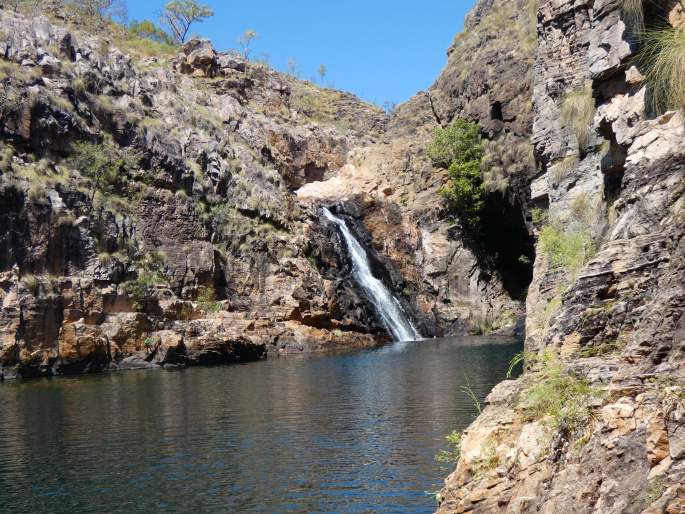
323,207,420,342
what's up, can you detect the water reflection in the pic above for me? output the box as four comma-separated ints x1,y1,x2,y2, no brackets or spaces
0,336,520,513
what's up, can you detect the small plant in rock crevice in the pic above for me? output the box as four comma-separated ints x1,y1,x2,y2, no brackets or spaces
560,85,595,153
435,430,463,464
518,353,605,438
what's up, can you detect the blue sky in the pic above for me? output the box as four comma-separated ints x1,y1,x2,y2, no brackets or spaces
127,1,476,106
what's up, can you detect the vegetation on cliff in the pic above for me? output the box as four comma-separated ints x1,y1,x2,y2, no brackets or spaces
428,119,485,229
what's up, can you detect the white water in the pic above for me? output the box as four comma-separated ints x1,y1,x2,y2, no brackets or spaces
323,208,420,342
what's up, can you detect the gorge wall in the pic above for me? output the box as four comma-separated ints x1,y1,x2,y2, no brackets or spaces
0,1,533,379
437,0,685,512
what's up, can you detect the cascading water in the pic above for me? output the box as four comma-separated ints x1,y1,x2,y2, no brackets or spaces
323,207,420,342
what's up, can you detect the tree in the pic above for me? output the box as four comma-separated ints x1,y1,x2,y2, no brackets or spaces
129,19,174,45
318,64,327,83
161,0,214,44
428,119,485,229
238,29,258,59
287,58,299,78
68,0,127,22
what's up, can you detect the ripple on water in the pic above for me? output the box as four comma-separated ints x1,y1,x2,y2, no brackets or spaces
0,336,521,513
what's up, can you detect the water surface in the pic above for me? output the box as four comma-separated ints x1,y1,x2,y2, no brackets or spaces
0,336,520,513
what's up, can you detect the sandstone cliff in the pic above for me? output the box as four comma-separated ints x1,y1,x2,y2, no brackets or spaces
437,0,685,512
0,2,534,379
0,7,393,379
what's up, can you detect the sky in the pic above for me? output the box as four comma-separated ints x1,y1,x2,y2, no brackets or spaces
126,0,476,106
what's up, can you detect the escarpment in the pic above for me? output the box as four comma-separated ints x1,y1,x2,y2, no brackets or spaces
0,8,393,379
438,0,685,512
0,0,542,379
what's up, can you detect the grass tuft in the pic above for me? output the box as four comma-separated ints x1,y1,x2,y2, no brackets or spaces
638,26,685,114
560,85,595,153
520,355,604,436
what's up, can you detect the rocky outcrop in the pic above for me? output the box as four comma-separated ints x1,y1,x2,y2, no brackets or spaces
0,8,389,379
298,0,539,336
438,0,685,512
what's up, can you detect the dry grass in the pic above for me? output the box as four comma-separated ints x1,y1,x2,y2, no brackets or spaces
560,85,595,152
621,0,645,35
638,26,685,114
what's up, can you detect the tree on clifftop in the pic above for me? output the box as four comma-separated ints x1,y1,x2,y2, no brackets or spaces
161,0,214,44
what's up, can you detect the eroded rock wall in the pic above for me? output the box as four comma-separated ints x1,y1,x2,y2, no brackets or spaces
0,8,388,379
438,0,685,512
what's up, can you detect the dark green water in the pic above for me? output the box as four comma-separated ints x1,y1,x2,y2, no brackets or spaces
0,336,520,513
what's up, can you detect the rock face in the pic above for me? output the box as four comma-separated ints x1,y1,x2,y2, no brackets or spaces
0,8,388,379
438,0,685,512
0,1,537,378
298,0,538,337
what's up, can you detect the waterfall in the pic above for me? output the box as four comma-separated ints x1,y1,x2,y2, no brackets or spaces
323,208,420,342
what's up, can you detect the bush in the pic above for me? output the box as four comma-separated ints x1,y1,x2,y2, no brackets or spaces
197,285,222,313
560,85,595,153
430,120,485,228
435,430,463,464
128,19,174,45
520,357,604,436
638,26,685,114
428,119,483,169
70,141,135,194
125,270,166,310
539,223,596,274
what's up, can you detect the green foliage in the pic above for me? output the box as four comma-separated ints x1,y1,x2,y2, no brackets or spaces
435,430,463,464
69,141,135,194
530,208,548,227
539,223,596,274
161,0,214,44
579,339,624,358
197,285,222,313
461,385,482,414
125,270,166,310
143,336,160,352
642,477,665,506
429,120,485,229
129,19,174,45
638,26,685,114
428,119,483,169
520,357,604,435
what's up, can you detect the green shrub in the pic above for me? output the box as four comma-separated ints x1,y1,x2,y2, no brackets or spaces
435,430,463,464
638,26,685,114
69,140,135,194
560,85,595,152
143,336,160,353
430,120,485,228
428,119,483,169
125,270,166,310
520,358,604,435
539,223,596,274
128,19,174,45
197,285,222,313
